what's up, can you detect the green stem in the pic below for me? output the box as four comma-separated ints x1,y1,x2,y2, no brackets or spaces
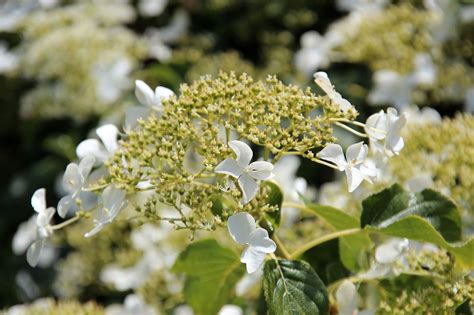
272,234,291,259
290,228,361,259
50,215,81,230
334,122,368,138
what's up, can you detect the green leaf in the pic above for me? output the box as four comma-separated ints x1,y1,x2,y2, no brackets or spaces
366,215,474,268
361,184,462,242
172,239,245,315
262,181,283,229
209,193,237,217
455,299,472,315
306,204,371,272
263,259,329,315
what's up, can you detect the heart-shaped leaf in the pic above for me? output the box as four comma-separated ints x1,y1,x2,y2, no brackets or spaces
263,259,329,315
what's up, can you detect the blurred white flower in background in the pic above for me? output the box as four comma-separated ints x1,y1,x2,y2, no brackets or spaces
93,58,133,104
336,0,388,12
101,221,178,291
336,280,376,315
138,0,168,17
145,9,189,61
294,32,333,77
106,294,157,315
0,41,18,73
361,238,409,279
369,54,437,109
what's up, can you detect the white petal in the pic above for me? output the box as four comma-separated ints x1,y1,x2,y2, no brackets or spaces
76,139,108,162
102,186,127,218
247,161,274,180
96,124,119,154
154,86,174,106
248,228,276,253
135,80,155,107
365,110,387,140
314,71,335,98
78,155,95,182
31,188,46,213
238,173,259,204
346,142,367,165
336,280,359,315
62,163,81,193
36,207,55,227
228,140,253,168
318,144,347,170
218,305,243,315
57,195,74,218
227,212,256,245
215,158,243,178
241,246,266,274
125,106,151,130
333,93,353,112
345,167,364,193
27,239,45,267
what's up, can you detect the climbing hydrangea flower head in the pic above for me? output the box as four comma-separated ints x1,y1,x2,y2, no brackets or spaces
227,212,276,273
215,140,274,204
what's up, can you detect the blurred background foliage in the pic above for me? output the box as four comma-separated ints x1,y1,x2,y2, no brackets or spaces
0,0,472,312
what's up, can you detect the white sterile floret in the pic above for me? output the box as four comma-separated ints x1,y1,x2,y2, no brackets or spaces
76,124,119,164
57,155,95,218
125,80,175,130
365,108,406,157
227,212,276,273
314,71,353,112
84,185,127,237
215,140,274,204
105,294,157,315
27,188,56,267
318,142,377,192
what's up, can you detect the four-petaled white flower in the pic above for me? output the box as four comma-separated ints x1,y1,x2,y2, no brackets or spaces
27,188,56,267
227,212,276,274
215,141,274,204
125,80,174,130
85,185,127,238
318,142,377,192
314,71,353,112
76,124,119,164
57,155,95,218
365,108,406,157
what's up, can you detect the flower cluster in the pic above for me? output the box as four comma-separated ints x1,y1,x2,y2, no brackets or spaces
18,72,406,277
